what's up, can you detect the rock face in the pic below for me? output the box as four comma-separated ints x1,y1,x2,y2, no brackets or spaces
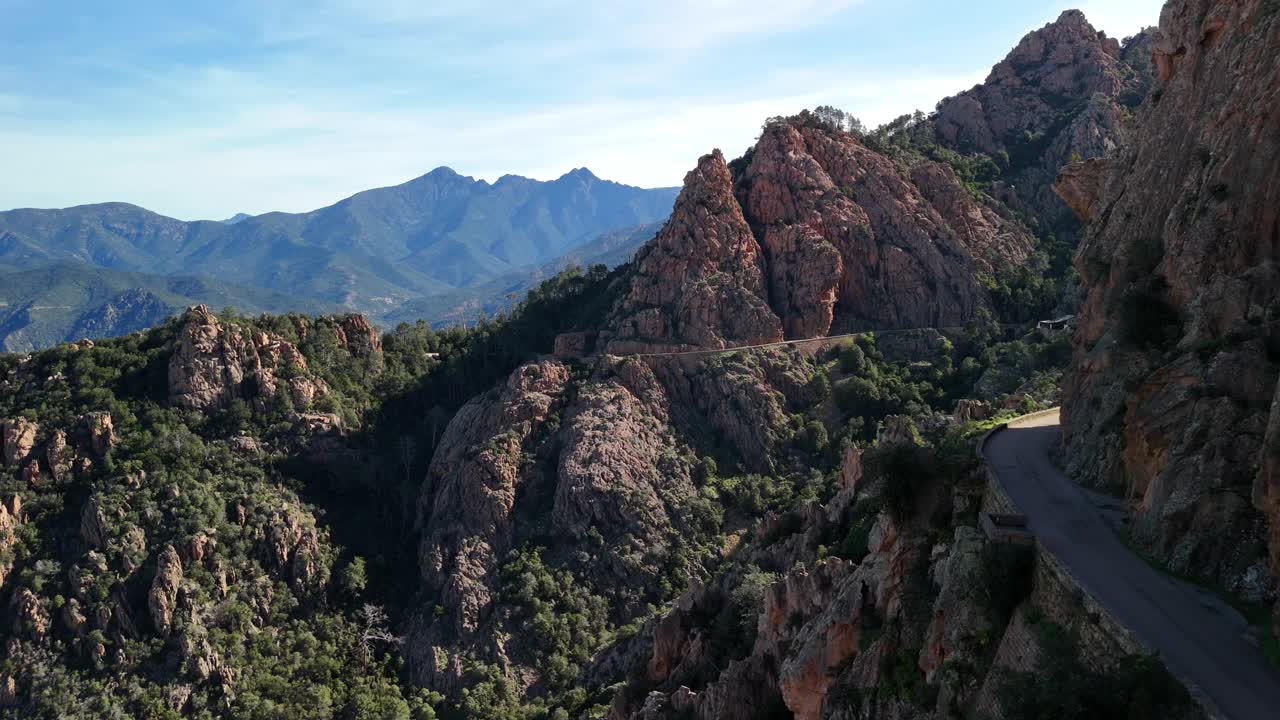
1061,0,1280,613
334,314,384,364
85,412,114,458
1,418,37,467
606,122,1035,351
1053,157,1110,222
0,496,21,590
148,545,183,636
606,151,782,353
407,346,821,696
605,465,1059,720
168,306,327,413
410,360,574,690
935,10,1154,236
954,399,990,423
737,124,997,334
909,161,1036,275
45,430,71,482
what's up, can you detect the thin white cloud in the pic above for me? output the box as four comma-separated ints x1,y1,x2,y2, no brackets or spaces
1,0,1062,220
0,64,983,220
253,0,861,68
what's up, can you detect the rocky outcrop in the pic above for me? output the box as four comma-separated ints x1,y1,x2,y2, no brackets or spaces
80,497,109,548
918,526,993,710
263,506,327,594
606,122,1021,351
12,587,49,640
1062,0,1280,610
0,496,21,590
1053,157,1109,222
610,483,934,720
935,10,1154,235
148,545,183,636
954,399,991,423
408,343,827,698
168,305,327,413
334,314,384,364
878,415,922,446
651,349,812,473
606,151,782,353
45,429,72,482
410,360,573,689
552,359,694,569
910,161,1035,274
85,411,114,458
1,417,37,467
737,123,991,334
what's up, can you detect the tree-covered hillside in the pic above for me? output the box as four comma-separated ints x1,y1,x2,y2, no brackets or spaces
0,169,677,350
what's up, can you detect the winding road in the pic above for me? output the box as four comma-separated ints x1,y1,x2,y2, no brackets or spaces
624,323,1022,359
984,410,1280,720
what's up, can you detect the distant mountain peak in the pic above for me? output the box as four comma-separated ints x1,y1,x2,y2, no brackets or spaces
562,167,598,180
222,213,252,224
423,166,462,179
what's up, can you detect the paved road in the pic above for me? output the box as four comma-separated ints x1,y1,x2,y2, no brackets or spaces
627,323,1022,358
985,410,1280,720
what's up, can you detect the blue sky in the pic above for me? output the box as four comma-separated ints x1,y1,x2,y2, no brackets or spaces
0,0,1163,220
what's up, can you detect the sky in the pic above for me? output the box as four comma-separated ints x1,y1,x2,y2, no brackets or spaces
0,0,1163,220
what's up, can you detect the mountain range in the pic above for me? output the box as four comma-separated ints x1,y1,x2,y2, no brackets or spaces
0,168,676,350
4,5,1274,719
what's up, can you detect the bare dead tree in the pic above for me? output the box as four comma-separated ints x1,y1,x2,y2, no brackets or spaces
356,604,402,663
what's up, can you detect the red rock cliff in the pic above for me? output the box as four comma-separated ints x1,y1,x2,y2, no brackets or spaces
936,10,1153,236
606,121,1039,351
1061,0,1280,613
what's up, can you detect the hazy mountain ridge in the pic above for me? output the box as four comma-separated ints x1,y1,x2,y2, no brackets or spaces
0,261,340,352
0,168,677,348
382,221,662,327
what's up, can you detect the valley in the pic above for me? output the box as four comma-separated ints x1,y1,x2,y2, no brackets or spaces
0,1,1277,719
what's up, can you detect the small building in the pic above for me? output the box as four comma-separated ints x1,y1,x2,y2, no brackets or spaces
1036,315,1075,337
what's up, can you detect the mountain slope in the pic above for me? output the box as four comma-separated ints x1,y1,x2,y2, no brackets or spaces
602,123,1035,354
0,6,1224,720
382,221,662,327
0,262,339,352
1060,0,1280,626
0,168,678,318
934,10,1155,238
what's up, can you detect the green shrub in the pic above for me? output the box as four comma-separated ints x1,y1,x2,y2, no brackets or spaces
998,620,1194,720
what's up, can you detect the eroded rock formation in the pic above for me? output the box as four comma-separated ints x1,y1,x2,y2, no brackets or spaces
1053,157,1110,222
1,418,37,467
407,344,827,696
1061,0,1280,614
935,10,1154,235
334,314,384,364
606,120,1039,351
0,497,21,590
148,545,183,636
168,305,328,413
606,151,782,353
